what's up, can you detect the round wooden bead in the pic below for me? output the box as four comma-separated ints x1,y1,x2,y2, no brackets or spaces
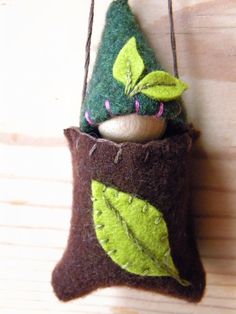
98,114,167,143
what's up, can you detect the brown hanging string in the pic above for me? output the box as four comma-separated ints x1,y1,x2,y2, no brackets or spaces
81,0,95,103
81,0,179,102
168,0,179,78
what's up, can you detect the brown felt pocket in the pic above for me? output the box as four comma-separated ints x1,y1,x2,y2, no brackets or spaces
51,128,205,302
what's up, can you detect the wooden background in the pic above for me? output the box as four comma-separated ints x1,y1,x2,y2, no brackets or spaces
1,0,236,313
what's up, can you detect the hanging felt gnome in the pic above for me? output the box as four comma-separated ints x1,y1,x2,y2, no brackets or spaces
80,2,188,142
52,0,205,303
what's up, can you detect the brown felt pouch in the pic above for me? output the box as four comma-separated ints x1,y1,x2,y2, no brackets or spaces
52,128,205,303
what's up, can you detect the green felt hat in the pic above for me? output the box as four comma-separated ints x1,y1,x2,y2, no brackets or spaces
80,0,187,133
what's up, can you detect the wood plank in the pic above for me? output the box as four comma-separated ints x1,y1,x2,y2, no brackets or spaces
195,217,236,240
0,178,72,208
192,190,236,218
1,203,236,244
0,144,71,181
0,204,70,230
190,159,236,193
1,156,236,217
1,0,236,313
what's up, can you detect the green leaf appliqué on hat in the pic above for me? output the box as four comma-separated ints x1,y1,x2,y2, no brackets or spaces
113,37,188,101
80,0,188,133
113,37,145,95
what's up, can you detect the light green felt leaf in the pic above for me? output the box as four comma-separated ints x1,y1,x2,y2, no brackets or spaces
130,71,188,101
113,37,145,94
92,180,190,286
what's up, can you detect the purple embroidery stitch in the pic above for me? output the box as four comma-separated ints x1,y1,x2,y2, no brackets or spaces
135,99,140,113
105,100,111,114
155,102,164,118
85,111,94,125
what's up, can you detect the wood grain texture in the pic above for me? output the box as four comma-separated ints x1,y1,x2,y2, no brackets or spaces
0,0,236,313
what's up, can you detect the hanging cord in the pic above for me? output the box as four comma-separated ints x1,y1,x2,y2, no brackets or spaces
81,0,95,103
81,0,179,102
168,0,179,78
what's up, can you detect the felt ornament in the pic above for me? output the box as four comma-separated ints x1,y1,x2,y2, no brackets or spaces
52,0,206,303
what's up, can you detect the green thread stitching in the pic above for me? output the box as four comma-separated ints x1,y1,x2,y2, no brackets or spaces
100,238,109,244
107,249,117,255
128,196,133,204
80,1,188,132
144,151,150,163
75,137,80,151
142,203,148,213
129,81,177,98
155,216,162,225
113,37,145,94
160,234,168,242
113,37,188,101
89,144,97,157
142,268,150,276
114,147,123,164
96,210,103,217
125,60,132,95
96,224,105,230
102,193,186,284
92,180,191,286
122,261,131,270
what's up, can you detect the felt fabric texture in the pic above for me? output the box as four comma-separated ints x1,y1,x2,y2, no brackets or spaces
113,37,145,93
92,180,189,286
80,0,186,133
132,70,188,101
52,128,206,302
113,37,188,101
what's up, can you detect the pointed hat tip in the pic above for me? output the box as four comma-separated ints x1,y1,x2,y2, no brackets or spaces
111,0,128,8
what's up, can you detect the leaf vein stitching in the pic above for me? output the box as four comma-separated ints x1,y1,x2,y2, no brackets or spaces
103,193,182,281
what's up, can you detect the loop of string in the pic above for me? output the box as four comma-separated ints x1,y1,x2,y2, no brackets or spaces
168,0,179,78
82,0,179,102
82,0,95,103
